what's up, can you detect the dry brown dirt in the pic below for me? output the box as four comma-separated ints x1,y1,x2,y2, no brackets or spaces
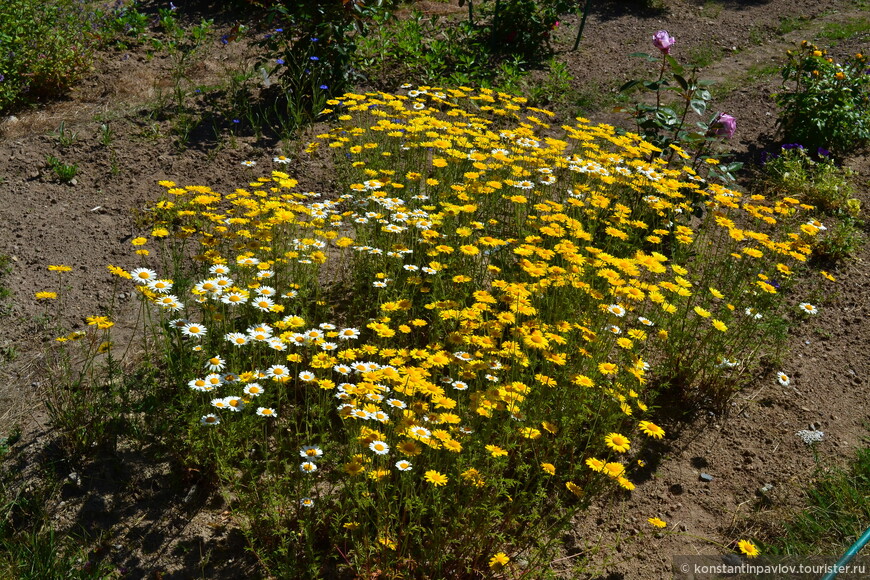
0,0,868,578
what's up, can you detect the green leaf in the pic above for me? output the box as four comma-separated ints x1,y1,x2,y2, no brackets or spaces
630,52,657,62
618,79,641,93
674,74,689,91
690,99,706,115
666,55,684,75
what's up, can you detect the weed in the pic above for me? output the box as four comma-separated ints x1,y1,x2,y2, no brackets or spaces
747,25,765,46
50,121,78,148
819,17,870,41
686,44,722,68
777,16,810,35
44,156,78,183
98,123,113,147
699,1,723,19
171,113,200,150
0,428,20,457
0,480,111,579
0,255,11,317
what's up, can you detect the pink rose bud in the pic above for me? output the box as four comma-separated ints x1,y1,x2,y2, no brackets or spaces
713,113,736,139
652,30,675,54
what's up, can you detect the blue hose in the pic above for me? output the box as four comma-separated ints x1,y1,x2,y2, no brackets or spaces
820,525,870,580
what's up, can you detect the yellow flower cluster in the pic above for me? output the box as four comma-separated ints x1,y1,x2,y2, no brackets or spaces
104,86,828,562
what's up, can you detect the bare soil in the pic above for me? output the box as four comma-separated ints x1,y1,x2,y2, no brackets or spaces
1,0,868,578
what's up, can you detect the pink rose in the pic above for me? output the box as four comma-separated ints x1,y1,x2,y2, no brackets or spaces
712,113,736,139
652,30,675,54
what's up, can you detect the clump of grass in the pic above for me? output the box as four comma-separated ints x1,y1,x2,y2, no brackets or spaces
0,463,111,579
768,447,870,556
819,17,870,41
39,86,830,575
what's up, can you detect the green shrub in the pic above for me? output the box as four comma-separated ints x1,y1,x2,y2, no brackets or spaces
0,0,100,113
775,43,870,157
249,0,390,136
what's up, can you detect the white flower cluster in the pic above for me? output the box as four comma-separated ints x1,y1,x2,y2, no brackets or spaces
795,429,824,446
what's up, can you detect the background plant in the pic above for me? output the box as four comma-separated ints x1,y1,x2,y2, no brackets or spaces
354,2,574,93
245,0,390,137
0,0,98,114
759,145,864,262
775,42,870,158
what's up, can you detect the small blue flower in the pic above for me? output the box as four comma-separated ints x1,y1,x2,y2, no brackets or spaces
319,84,328,90
233,119,240,124
275,28,283,33
817,147,831,157
310,37,319,42
310,56,319,61
276,58,285,65
220,35,229,45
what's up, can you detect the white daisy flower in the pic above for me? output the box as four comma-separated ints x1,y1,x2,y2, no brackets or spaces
182,322,207,339
225,332,248,347
244,383,264,397
369,440,390,455
200,414,220,426
607,304,626,317
148,279,173,293
300,445,324,459
205,356,226,372
130,268,158,284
